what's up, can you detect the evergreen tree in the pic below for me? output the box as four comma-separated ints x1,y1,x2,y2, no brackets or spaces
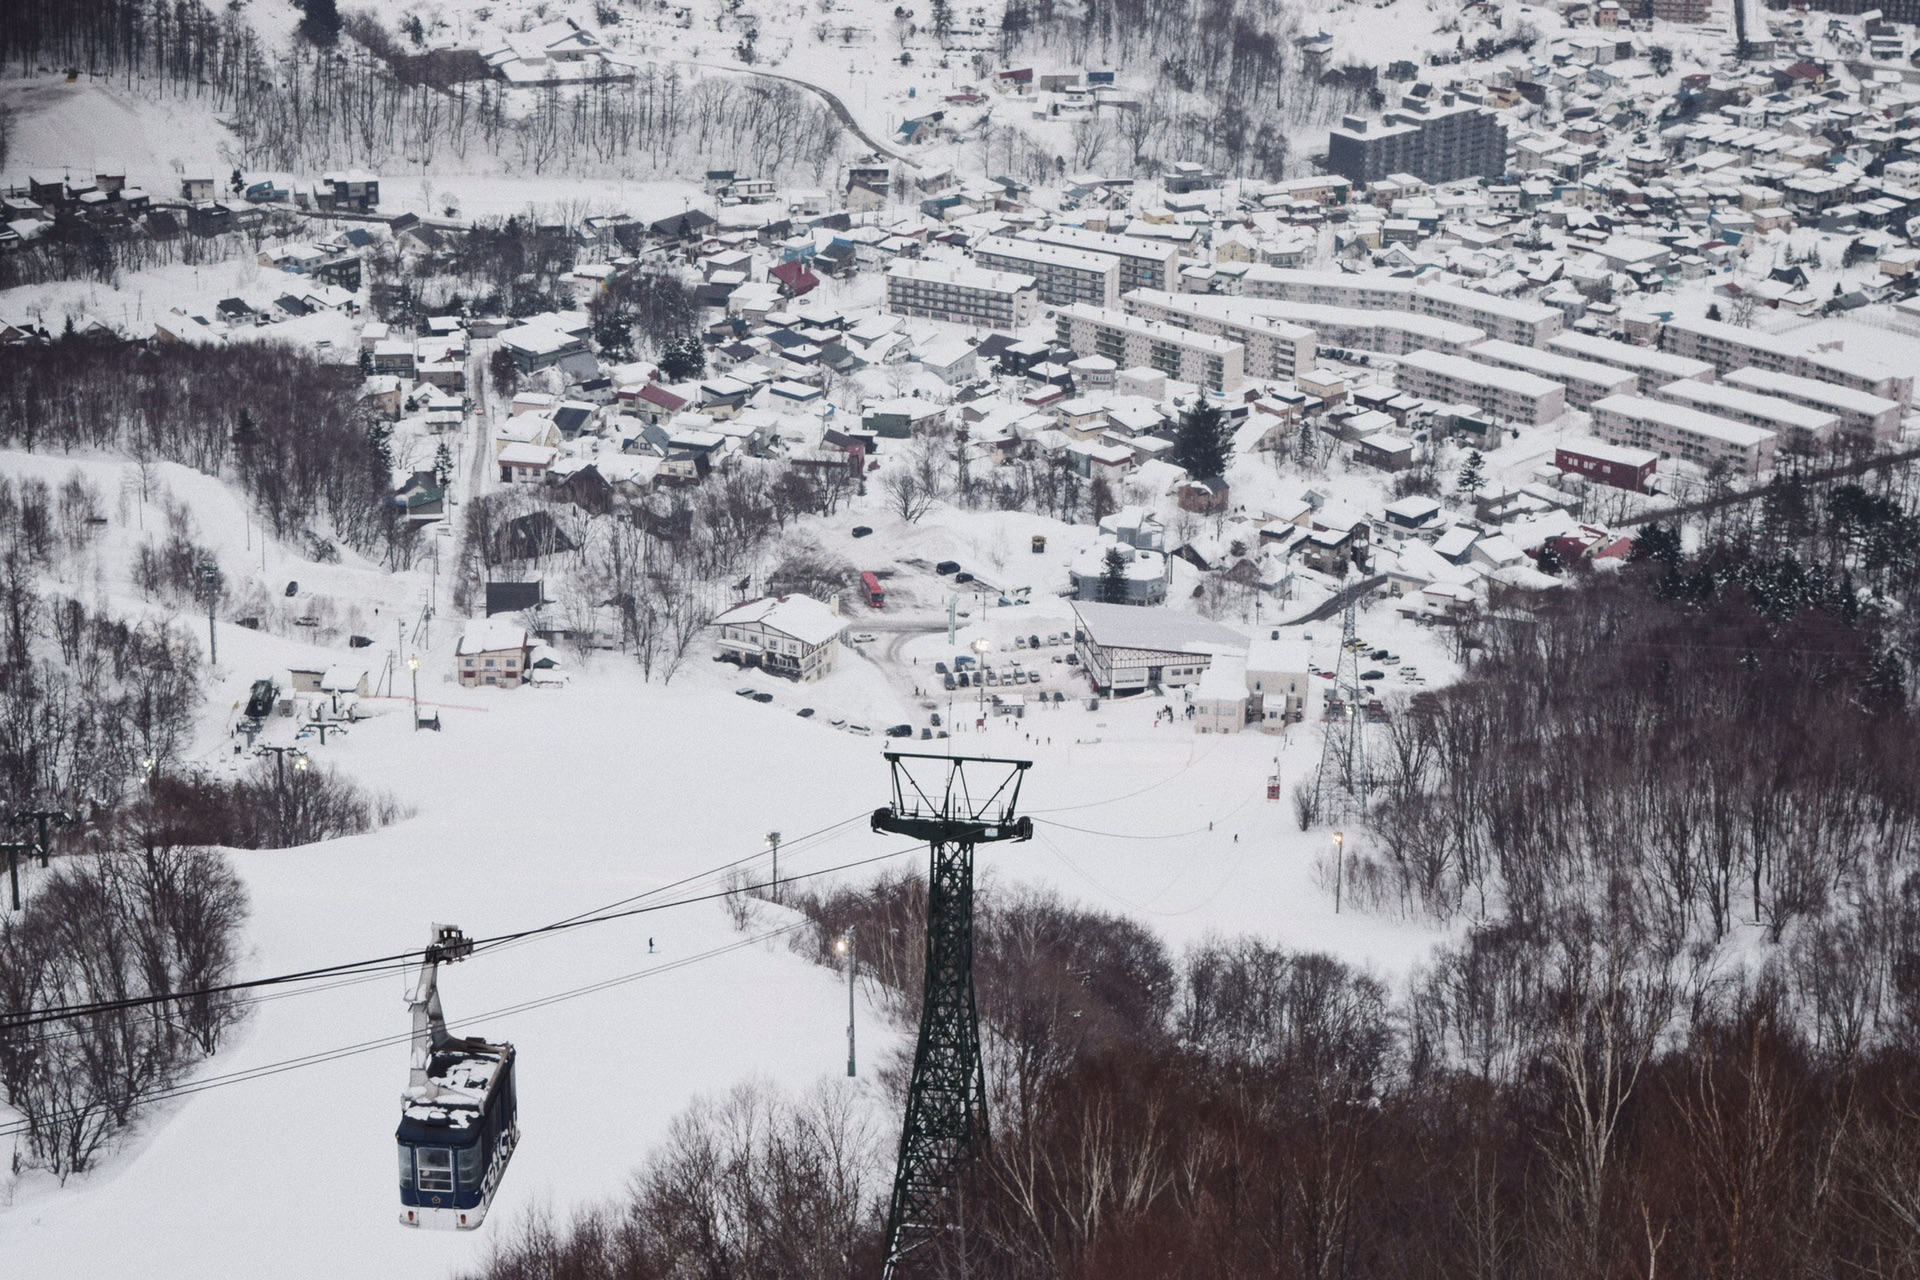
1457,449,1485,496
1172,400,1230,478
1100,546,1130,604
1632,522,1684,565
297,0,342,45
433,442,453,487
1705,302,1723,322
357,347,374,377
658,335,705,381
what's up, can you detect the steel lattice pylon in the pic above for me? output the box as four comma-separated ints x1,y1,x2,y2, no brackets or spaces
1310,587,1370,824
871,752,1032,1280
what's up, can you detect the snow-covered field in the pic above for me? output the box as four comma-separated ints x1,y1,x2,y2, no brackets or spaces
0,447,1452,1278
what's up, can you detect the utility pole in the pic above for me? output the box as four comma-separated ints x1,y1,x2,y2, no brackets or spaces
1333,831,1345,915
12,809,71,870
408,655,421,729
839,926,857,1077
766,830,781,903
872,751,1032,1280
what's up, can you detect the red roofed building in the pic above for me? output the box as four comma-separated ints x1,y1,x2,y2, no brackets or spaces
630,380,690,424
769,259,820,297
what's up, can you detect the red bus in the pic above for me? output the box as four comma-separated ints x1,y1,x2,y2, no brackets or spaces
861,571,884,609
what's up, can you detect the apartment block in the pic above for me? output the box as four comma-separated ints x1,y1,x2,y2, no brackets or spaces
1020,225,1179,294
1463,339,1636,410
974,237,1119,309
1654,379,1839,445
1721,366,1904,440
1230,299,1484,356
1395,348,1566,425
1240,268,1562,346
1659,316,1911,405
1591,394,1778,476
1055,304,1245,393
1548,331,1716,396
885,259,1037,329
1121,290,1316,382
1326,87,1508,186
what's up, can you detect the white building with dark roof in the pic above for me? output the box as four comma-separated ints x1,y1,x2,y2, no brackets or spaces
711,594,846,681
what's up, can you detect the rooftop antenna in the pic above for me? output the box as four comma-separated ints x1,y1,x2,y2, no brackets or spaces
871,752,1032,1280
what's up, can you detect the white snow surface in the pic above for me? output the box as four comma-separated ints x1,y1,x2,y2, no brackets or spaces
0,443,1452,1279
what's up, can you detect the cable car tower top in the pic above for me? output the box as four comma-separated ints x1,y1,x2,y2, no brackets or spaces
870,752,1032,1280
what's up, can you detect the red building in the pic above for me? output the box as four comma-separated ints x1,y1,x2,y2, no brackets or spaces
1555,438,1657,493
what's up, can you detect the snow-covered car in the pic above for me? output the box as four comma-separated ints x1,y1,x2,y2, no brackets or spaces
847,723,873,736
852,631,878,643
735,687,756,697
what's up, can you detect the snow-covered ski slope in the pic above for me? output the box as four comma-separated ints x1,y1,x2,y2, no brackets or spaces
0,444,1448,1279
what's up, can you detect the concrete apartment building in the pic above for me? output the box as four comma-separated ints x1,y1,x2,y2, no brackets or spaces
1239,300,1485,357
1659,315,1911,404
1240,269,1562,346
1055,304,1246,393
1021,225,1179,294
1591,394,1778,476
1547,331,1716,396
1121,290,1316,382
1654,379,1839,446
973,237,1120,309
1463,339,1636,410
885,259,1038,329
1721,367,1904,441
1395,348,1566,425
1326,86,1508,185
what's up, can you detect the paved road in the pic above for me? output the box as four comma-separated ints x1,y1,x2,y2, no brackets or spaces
1277,575,1389,627
1618,443,1920,528
687,59,921,168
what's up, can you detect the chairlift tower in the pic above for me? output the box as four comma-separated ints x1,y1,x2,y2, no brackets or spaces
871,752,1032,1280
1310,587,1370,824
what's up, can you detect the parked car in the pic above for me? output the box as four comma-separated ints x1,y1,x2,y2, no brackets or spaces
920,727,933,739
1370,649,1389,661
955,571,974,584
285,581,299,597
958,672,970,687
829,717,847,729
851,526,873,538
944,673,957,691
1029,635,1040,649
1065,653,1079,666
934,661,949,674
930,712,942,727
936,560,961,575
984,669,999,686
954,655,976,669
1014,635,1027,648
852,631,877,643
735,687,756,697
848,723,873,736
752,692,773,703
796,708,815,718
885,724,914,738
1360,669,1385,682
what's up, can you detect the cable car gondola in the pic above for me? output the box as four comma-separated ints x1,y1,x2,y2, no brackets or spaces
397,925,518,1231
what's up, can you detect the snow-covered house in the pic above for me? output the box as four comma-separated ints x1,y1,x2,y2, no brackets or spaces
711,594,846,681
457,619,532,689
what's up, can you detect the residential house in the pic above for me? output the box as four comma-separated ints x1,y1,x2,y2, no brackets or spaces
711,594,846,681
457,618,532,688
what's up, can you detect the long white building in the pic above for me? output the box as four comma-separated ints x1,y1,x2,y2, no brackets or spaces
1547,331,1716,396
1199,296,1484,356
1463,339,1636,410
973,237,1120,309
885,259,1038,328
1395,348,1566,425
1591,394,1777,476
1721,366,1903,441
1659,315,1911,405
1054,304,1245,393
1654,379,1839,445
1120,290,1316,381
1240,267,1564,347
1021,225,1180,294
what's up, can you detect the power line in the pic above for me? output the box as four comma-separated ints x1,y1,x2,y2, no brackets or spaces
2,834,908,1033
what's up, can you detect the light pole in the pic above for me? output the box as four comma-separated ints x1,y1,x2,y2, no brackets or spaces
837,927,856,1077
972,636,993,723
408,654,420,729
1333,831,1345,915
767,830,782,903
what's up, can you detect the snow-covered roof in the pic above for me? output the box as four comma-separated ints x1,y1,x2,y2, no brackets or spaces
459,618,530,656
1070,601,1248,656
711,594,845,647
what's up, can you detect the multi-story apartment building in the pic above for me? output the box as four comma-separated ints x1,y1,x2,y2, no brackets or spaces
1120,290,1316,382
1020,225,1179,294
1055,304,1245,393
1721,366,1904,440
1230,299,1484,356
1591,394,1778,476
1394,348,1566,425
1463,339,1636,410
885,259,1037,329
1547,331,1716,396
973,237,1120,309
1326,86,1508,185
1659,315,1911,405
1654,379,1839,446
1240,268,1562,347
